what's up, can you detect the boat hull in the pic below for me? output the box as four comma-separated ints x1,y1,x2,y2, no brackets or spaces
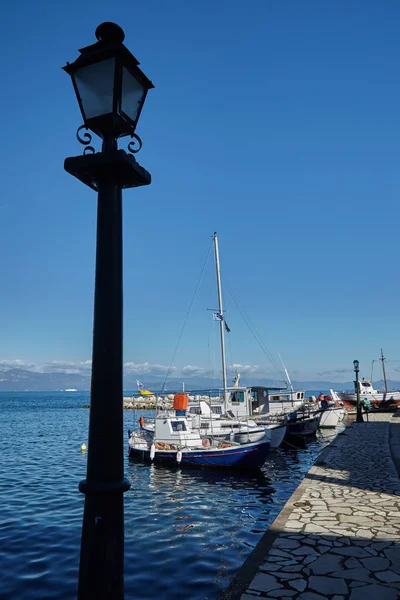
268,424,287,448
286,415,321,437
338,392,400,408
318,408,344,428
128,440,271,468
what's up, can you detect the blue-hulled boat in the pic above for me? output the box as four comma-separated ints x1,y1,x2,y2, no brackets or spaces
128,413,271,469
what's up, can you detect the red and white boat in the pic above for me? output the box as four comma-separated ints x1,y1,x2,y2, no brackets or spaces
334,350,400,408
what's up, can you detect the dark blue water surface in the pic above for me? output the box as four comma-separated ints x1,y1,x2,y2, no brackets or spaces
0,392,338,600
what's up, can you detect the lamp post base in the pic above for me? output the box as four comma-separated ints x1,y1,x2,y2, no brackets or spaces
78,490,127,600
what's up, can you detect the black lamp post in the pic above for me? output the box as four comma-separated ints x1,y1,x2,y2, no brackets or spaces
353,359,364,423
63,22,154,600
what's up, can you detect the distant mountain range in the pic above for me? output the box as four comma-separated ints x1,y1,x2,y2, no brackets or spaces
0,368,399,393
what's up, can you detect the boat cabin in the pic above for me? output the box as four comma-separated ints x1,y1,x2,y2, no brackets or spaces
154,415,202,448
223,386,306,417
354,379,376,395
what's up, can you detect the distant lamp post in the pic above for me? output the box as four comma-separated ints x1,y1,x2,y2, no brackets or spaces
353,360,364,423
63,22,154,600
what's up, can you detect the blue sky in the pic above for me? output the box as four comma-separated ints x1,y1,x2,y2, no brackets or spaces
0,0,399,384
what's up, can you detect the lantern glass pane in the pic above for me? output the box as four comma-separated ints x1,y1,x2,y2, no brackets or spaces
74,58,116,119
121,67,145,122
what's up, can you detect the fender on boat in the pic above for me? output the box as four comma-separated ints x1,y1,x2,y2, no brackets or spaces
150,443,156,460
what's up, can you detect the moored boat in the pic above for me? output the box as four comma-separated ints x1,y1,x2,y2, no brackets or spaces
312,391,346,428
335,351,400,408
285,410,321,437
128,413,271,469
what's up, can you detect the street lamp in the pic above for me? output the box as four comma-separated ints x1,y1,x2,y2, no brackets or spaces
353,359,364,423
63,22,154,600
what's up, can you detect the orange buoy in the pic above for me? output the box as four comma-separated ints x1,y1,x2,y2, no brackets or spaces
139,416,145,428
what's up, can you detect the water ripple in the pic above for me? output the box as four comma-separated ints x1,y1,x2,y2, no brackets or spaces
0,392,335,599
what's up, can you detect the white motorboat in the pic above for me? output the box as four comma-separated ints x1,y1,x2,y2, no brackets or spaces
318,406,345,428
128,412,271,469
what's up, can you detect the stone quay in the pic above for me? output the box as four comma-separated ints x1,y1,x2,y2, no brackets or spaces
222,412,400,600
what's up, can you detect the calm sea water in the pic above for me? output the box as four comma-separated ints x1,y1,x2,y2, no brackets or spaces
0,391,338,600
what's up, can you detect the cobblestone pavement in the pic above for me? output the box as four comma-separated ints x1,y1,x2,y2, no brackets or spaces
232,414,400,599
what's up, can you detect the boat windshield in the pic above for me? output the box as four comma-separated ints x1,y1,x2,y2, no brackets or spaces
171,421,187,432
231,391,245,403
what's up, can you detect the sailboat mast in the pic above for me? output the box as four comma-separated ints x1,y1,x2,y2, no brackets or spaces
381,349,388,393
213,232,227,393
278,354,294,392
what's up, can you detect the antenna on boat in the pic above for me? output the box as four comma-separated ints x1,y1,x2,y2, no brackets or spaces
233,372,241,388
213,232,227,395
381,349,388,393
278,354,294,392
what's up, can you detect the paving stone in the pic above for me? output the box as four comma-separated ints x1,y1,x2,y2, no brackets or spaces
240,595,260,600
292,546,319,556
373,542,392,552
304,524,331,534
304,554,320,565
328,506,351,515
273,539,301,550
259,562,281,572
302,537,317,545
249,573,282,593
277,573,303,580
285,520,302,528
331,568,374,583
262,556,282,563
360,557,390,571
308,553,343,574
375,570,400,583
345,557,363,569
281,564,303,572
289,579,307,592
349,583,399,599
362,547,377,556
384,547,400,563
297,593,327,600
240,420,400,600
269,549,293,559
309,575,348,595
331,547,370,558
339,515,375,524
354,529,374,539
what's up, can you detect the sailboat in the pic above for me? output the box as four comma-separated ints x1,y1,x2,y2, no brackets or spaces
186,233,290,447
128,234,273,467
335,350,400,408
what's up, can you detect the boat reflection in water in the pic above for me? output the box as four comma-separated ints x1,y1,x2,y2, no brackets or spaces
123,429,331,600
